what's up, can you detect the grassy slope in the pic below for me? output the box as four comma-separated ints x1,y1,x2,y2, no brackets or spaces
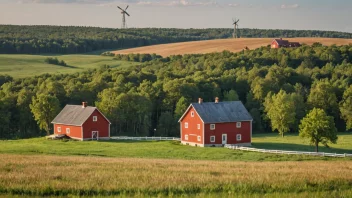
112,37,352,57
0,133,351,161
0,54,138,78
0,154,351,197
252,133,352,153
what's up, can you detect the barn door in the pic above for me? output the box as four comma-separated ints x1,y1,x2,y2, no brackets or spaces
222,134,227,145
92,131,99,140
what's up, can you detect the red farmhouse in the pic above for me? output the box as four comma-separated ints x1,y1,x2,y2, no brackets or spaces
179,98,253,147
271,38,301,49
51,102,111,141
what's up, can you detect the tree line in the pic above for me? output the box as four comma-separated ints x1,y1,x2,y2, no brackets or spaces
1,43,352,141
1,25,352,54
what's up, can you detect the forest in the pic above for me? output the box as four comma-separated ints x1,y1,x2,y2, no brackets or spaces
1,25,352,54
1,42,352,139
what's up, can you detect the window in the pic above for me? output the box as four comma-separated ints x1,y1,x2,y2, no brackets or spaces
93,116,98,122
197,136,201,141
210,136,215,143
197,124,200,129
57,127,61,133
210,124,215,130
185,135,188,140
191,111,194,117
66,128,70,134
236,122,241,128
236,134,242,141
185,122,188,128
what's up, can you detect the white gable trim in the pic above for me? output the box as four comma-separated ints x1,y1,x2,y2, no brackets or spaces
177,104,205,123
81,108,112,126
177,104,193,122
96,108,112,124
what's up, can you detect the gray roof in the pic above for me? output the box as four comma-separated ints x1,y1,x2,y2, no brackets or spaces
191,101,253,123
52,105,99,126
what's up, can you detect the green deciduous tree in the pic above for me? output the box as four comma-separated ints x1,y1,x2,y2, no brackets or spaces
299,108,338,152
307,80,338,116
264,90,296,137
174,97,190,120
340,85,352,130
30,94,60,135
223,89,239,101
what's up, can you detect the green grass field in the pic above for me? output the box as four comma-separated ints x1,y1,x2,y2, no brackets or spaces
0,154,351,197
0,54,138,78
0,133,351,161
0,133,351,197
252,132,352,154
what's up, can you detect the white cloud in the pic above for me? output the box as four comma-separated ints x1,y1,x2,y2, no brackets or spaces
281,4,299,9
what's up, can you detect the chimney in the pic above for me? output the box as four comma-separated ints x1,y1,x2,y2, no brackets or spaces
198,98,203,104
82,102,88,108
215,97,219,104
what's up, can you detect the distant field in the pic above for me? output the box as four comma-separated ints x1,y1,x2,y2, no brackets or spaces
0,154,351,197
113,37,352,57
0,54,138,78
0,133,351,161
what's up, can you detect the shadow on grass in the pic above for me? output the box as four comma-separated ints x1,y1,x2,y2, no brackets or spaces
252,142,352,154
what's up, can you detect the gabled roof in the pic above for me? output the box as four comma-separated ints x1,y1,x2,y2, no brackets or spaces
273,39,289,46
51,105,110,126
179,101,253,123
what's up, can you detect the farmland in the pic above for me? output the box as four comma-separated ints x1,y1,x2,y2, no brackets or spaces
0,54,138,78
112,37,352,57
0,154,351,197
0,133,351,161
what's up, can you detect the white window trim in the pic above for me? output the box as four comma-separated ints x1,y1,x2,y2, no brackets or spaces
237,134,242,141
66,128,70,134
197,124,200,129
185,122,188,128
197,136,201,141
210,124,215,130
236,122,241,128
210,136,215,143
191,111,194,117
185,135,188,140
93,116,98,122
57,127,61,133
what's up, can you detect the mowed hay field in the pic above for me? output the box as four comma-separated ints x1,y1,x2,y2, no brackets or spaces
0,54,138,78
1,155,352,197
113,38,352,57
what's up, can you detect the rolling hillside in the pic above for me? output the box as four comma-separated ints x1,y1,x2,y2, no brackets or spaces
0,54,138,78
112,37,352,57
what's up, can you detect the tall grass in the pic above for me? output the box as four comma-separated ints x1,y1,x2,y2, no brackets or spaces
0,154,351,196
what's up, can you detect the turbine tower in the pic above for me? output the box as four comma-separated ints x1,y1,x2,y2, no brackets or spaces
232,18,240,38
117,5,130,29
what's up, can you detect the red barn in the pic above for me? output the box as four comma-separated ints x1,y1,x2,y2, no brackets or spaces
271,38,301,48
51,102,111,141
178,98,253,147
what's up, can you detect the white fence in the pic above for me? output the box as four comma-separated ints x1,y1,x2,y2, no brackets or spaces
225,145,352,158
111,136,180,141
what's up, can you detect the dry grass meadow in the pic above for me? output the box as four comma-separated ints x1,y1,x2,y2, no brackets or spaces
112,37,352,57
1,154,352,197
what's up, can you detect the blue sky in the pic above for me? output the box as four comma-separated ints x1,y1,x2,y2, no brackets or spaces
0,0,351,32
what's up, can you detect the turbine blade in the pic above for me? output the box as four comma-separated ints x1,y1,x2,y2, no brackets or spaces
117,6,124,11
125,5,129,10
125,12,130,16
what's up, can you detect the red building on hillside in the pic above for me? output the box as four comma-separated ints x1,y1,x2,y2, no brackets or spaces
51,102,111,141
271,38,301,48
178,98,253,147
